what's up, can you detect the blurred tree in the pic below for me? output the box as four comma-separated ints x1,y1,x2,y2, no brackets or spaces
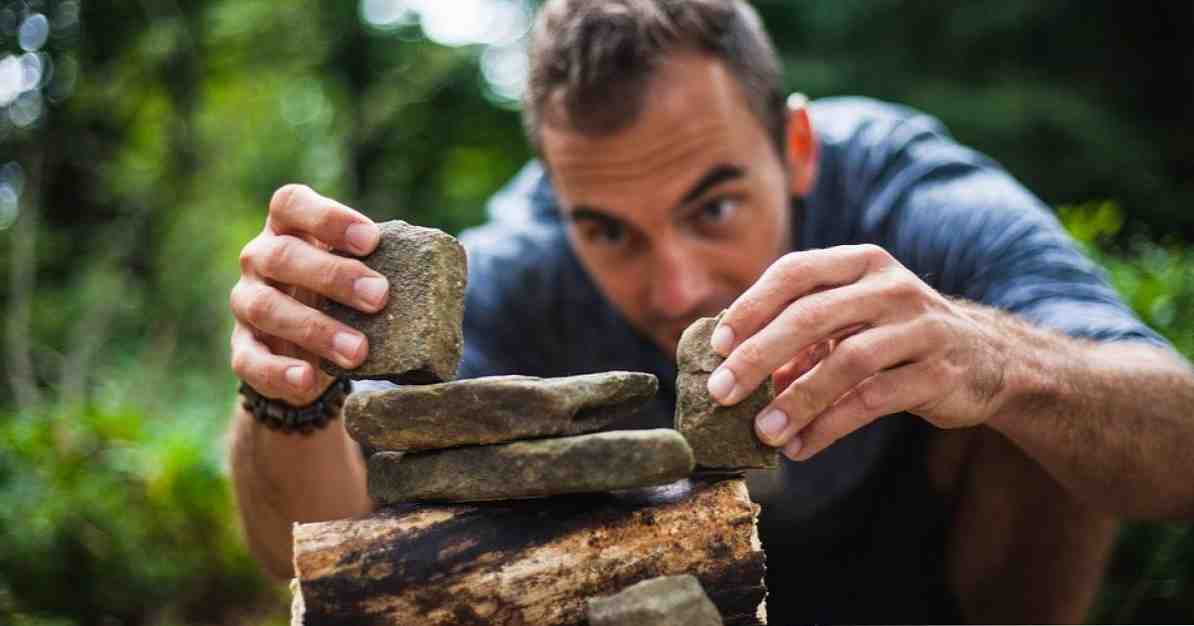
755,0,1194,242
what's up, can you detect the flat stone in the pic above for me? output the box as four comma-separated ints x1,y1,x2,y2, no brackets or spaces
587,575,724,626
675,314,777,470
345,372,658,451
320,220,466,383
367,429,694,503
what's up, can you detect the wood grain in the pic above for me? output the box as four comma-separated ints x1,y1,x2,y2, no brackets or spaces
292,477,767,625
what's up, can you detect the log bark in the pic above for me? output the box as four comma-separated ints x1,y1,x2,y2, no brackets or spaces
292,477,767,626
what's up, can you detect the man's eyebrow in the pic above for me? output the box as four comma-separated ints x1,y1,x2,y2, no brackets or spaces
565,163,744,224
680,164,745,206
567,206,623,227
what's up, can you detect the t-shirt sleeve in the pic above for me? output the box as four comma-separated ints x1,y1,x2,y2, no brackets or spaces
834,102,1168,349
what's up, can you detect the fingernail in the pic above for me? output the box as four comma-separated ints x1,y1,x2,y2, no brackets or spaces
757,408,788,440
354,276,388,308
345,222,379,255
285,365,309,390
783,435,804,460
707,367,737,402
711,324,734,356
334,332,364,365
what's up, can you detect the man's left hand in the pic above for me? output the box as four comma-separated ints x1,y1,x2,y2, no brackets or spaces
708,244,1014,461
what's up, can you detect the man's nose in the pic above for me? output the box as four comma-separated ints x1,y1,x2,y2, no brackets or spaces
648,244,713,319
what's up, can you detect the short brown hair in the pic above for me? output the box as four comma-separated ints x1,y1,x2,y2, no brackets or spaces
524,0,787,158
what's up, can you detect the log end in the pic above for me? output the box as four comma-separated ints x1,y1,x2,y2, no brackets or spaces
290,578,305,626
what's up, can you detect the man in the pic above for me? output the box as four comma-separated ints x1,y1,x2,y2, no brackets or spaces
226,1,1194,622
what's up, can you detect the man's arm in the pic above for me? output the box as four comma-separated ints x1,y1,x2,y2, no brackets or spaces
708,101,1194,518
983,307,1194,519
227,184,390,578
707,243,1194,520
228,403,371,579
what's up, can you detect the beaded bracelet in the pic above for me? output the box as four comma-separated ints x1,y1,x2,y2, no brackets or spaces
238,377,351,434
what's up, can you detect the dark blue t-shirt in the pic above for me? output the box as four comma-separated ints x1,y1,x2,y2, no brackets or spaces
369,97,1165,623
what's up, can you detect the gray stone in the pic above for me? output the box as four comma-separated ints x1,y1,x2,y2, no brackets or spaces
675,314,777,470
367,429,694,503
345,372,658,451
320,220,466,383
587,575,724,626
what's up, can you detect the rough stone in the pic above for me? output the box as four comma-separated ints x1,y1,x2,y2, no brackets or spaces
367,429,695,503
345,371,658,451
319,220,466,383
587,575,724,626
675,314,777,470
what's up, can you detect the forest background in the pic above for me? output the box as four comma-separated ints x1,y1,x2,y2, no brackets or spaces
1,1,1191,624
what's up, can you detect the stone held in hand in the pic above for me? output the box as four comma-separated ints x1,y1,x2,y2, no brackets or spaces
587,575,725,626
367,429,695,503
320,220,467,383
675,314,777,470
345,371,659,451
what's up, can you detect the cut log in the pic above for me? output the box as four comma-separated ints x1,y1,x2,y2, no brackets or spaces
292,477,767,626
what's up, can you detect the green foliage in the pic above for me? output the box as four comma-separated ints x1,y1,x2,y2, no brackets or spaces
0,381,285,625
755,0,1194,241
1061,202,1194,357
1059,203,1194,623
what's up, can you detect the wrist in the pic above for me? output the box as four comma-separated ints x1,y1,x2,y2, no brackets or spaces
984,324,1073,434
239,377,350,434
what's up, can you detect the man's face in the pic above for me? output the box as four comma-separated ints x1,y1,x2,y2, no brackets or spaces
541,52,793,358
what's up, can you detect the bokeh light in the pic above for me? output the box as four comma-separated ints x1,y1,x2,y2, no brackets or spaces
18,12,48,51
0,159,22,230
481,39,529,104
0,5,64,131
360,0,531,104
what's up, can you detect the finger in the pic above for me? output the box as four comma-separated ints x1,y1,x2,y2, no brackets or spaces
230,278,368,369
710,276,894,405
267,183,380,256
240,234,389,312
771,339,831,392
711,244,892,356
755,320,932,447
790,359,939,461
230,322,318,400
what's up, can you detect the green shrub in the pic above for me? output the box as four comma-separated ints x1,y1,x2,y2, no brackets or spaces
0,383,286,626
1060,202,1194,623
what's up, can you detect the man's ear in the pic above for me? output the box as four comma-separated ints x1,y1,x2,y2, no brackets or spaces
785,93,818,196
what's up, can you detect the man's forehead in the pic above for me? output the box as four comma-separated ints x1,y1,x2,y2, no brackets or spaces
541,53,759,203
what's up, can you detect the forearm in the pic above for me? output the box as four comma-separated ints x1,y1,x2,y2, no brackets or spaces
227,403,373,579
977,304,1194,519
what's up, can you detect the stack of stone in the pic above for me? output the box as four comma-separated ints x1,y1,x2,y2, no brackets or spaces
320,220,695,504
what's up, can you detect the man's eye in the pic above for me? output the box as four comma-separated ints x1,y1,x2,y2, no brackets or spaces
698,197,739,225
583,221,626,245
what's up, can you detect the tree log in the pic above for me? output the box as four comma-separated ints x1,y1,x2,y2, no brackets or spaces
292,477,767,625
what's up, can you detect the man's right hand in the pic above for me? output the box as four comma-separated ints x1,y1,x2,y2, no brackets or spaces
230,184,389,406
